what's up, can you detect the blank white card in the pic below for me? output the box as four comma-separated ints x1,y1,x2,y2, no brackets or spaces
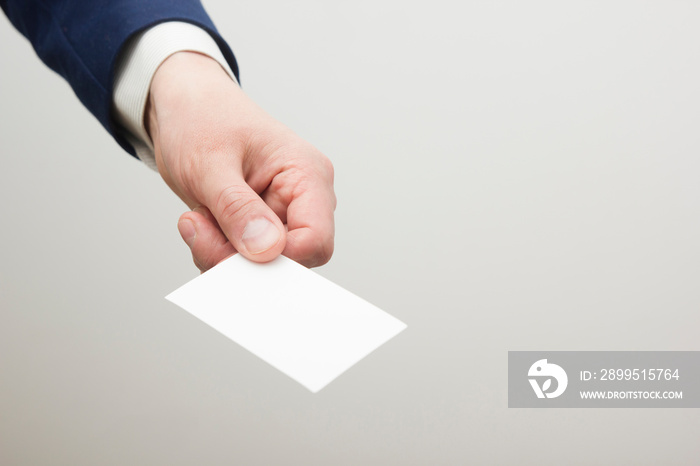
166,255,407,392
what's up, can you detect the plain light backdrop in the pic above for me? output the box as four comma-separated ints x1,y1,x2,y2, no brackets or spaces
1,1,699,464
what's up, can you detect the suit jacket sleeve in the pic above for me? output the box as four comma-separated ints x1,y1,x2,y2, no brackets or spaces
0,0,240,157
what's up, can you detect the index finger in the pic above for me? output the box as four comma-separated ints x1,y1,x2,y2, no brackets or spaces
280,177,336,267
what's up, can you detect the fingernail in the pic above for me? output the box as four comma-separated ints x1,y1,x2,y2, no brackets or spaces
178,218,196,248
242,218,280,254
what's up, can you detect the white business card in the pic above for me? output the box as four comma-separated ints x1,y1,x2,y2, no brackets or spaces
166,254,407,392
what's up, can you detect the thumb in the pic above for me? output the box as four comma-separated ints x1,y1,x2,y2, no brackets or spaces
205,176,286,263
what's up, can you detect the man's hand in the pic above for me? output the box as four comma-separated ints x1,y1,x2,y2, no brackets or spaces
147,52,336,272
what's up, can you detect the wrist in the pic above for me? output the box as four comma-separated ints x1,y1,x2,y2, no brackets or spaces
146,51,235,139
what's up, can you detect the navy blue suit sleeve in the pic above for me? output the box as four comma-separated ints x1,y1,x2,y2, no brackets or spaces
0,0,239,157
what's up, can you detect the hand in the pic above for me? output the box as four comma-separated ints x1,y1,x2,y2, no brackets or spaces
146,52,336,272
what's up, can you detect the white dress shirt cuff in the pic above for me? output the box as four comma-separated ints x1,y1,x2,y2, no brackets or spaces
113,21,237,170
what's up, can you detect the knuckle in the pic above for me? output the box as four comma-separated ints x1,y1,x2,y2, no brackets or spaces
319,154,335,181
215,185,260,224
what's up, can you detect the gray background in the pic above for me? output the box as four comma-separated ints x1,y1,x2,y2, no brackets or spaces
1,1,699,464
